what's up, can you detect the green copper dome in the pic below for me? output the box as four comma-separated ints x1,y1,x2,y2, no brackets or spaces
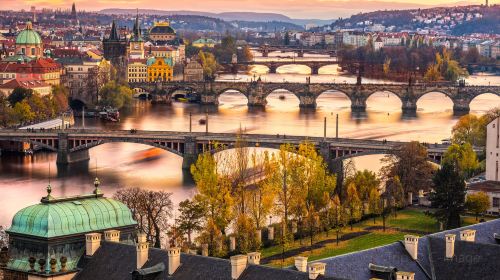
16,22,42,45
8,194,137,238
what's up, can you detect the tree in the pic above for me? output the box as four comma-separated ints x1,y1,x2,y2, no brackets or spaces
0,96,15,128
114,188,173,248
452,114,487,147
383,57,391,75
381,142,435,194
368,188,381,223
98,81,134,109
384,176,405,215
13,100,35,125
8,87,33,106
51,85,69,112
466,192,490,221
284,32,290,45
345,170,380,205
329,195,346,245
197,218,226,257
424,63,441,82
176,199,205,245
429,163,466,229
198,50,218,80
191,150,234,234
344,182,361,230
234,213,260,254
442,143,479,179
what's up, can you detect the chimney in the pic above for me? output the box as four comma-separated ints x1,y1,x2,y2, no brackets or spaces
201,244,208,256
395,271,415,280
308,263,326,280
167,247,181,275
85,233,101,256
104,230,120,242
230,254,247,279
136,234,149,269
294,256,308,272
247,252,261,265
445,234,455,259
460,229,476,242
404,235,419,260
229,236,236,251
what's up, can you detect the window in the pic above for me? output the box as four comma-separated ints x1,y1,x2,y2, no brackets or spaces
31,48,35,55
493,197,499,208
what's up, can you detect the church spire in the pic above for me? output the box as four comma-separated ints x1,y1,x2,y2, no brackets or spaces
109,20,120,41
132,9,142,41
71,3,77,19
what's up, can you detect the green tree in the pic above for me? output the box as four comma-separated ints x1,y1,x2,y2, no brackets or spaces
13,100,35,124
329,195,346,245
98,81,134,109
8,87,33,106
442,143,479,179
176,199,205,245
345,170,380,204
284,32,290,45
429,163,466,229
466,192,490,221
368,188,381,224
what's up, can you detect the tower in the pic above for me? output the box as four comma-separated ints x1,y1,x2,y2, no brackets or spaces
71,3,77,19
129,10,145,59
103,20,128,79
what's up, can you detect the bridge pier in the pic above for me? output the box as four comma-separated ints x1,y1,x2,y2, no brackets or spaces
200,93,219,105
182,136,199,169
453,103,470,116
268,65,278,74
311,66,320,75
56,133,90,165
247,83,267,107
401,100,417,114
299,94,317,108
262,50,269,57
350,97,367,112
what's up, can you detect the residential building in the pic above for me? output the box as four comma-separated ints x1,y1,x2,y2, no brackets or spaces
127,58,148,83
342,31,369,47
0,78,51,96
192,38,218,48
0,58,62,86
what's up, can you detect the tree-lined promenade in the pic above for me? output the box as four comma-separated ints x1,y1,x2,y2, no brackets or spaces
113,108,496,260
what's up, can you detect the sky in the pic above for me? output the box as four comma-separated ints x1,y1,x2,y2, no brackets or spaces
1,0,498,19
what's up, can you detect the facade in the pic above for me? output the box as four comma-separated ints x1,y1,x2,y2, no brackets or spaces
147,57,173,82
103,20,128,79
183,59,204,82
0,58,61,86
15,22,43,58
0,78,51,97
192,38,218,48
0,180,137,280
127,59,148,83
486,117,500,181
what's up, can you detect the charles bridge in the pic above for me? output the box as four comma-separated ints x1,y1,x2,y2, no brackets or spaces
253,45,337,57
129,80,500,114
0,129,450,173
227,59,339,74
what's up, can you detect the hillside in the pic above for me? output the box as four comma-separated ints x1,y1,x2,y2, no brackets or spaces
327,5,499,35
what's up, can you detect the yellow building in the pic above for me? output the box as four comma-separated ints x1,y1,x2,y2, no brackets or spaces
127,59,148,83
147,57,173,82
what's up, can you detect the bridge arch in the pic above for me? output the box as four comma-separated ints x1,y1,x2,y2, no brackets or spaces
69,139,184,157
217,89,249,106
316,90,352,110
469,92,500,113
265,88,301,108
365,90,403,111
416,91,455,112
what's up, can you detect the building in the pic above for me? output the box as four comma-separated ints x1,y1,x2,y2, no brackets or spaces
129,13,145,59
15,21,43,58
466,117,500,214
183,59,204,82
0,180,137,280
127,58,148,83
148,22,177,44
103,20,128,78
147,57,173,82
192,38,218,48
0,78,51,96
312,219,500,279
0,58,62,86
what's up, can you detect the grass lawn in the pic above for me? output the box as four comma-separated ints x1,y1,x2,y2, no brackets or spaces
260,208,490,267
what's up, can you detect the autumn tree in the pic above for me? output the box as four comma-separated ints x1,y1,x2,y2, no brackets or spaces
176,199,205,245
234,213,261,254
98,81,134,109
344,182,362,230
429,163,466,229
197,218,226,257
442,143,479,179
381,142,435,194
199,50,218,80
345,170,380,209
452,114,484,146
329,195,346,245
191,150,234,234
368,188,382,223
114,188,173,248
466,192,490,221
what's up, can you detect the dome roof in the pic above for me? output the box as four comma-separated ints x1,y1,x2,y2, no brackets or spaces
150,24,175,35
8,193,137,238
16,22,42,45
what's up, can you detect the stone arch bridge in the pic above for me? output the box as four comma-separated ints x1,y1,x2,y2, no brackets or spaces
130,81,500,114
229,59,339,74
0,129,451,171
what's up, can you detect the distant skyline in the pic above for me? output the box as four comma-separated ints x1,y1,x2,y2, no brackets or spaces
1,0,498,19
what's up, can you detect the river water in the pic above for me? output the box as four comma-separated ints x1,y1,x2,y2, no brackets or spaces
0,52,498,226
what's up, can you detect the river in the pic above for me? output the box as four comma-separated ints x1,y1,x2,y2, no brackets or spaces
0,51,498,226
